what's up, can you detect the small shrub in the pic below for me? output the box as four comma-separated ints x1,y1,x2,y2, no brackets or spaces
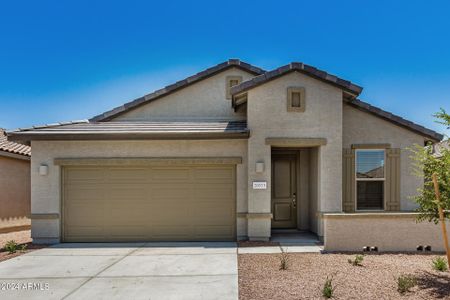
322,276,335,298
3,240,19,254
278,248,290,270
347,254,364,266
2,240,27,254
432,257,448,272
396,274,416,294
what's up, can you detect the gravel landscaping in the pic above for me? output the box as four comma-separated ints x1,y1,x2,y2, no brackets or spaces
239,253,450,299
0,230,46,262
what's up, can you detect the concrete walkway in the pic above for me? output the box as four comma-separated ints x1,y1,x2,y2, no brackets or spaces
0,242,238,300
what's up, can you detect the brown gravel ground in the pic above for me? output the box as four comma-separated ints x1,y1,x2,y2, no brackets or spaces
0,230,46,262
239,253,450,299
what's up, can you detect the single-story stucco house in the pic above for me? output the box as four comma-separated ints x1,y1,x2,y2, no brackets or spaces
0,128,31,232
7,59,446,251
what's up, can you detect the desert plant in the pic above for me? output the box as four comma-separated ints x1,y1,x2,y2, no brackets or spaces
347,254,364,266
432,257,448,272
409,108,450,268
3,240,19,254
2,240,27,254
396,274,416,294
279,248,290,270
322,275,335,298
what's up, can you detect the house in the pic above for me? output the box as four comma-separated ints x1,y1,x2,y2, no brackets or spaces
7,59,446,251
0,129,31,232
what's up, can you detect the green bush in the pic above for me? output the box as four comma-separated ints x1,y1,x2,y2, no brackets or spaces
322,276,335,298
347,254,364,266
432,257,448,272
3,240,27,254
396,274,416,294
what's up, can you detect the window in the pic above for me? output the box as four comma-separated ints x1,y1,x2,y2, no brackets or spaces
226,76,242,99
287,87,305,112
355,149,385,210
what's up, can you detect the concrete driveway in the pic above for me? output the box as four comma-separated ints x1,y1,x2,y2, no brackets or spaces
0,242,238,300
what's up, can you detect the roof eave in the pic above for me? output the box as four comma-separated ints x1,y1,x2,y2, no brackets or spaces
7,131,250,141
230,64,363,98
90,59,266,122
345,98,444,142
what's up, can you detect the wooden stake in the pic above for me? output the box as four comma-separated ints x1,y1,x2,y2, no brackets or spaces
432,173,450,269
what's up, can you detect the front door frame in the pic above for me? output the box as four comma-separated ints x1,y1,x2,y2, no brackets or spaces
271,149,298,229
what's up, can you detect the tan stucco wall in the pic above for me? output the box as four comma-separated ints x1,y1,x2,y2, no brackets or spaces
324,213,448,252
113,68,255,121
246,72,344,240
0,156,30,229
343,105,426,210
30,139,248,244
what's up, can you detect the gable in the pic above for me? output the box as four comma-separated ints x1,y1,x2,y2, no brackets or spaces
91,59,265,122
112,67,256,122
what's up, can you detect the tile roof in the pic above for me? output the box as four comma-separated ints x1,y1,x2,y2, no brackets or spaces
345,98,443,142
7,121,249,140
90,59,266,122
0,128,31,156
230,62,363,97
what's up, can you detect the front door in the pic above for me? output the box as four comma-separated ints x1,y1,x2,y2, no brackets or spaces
271,153,297,228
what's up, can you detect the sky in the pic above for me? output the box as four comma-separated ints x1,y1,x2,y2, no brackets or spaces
0,0,449,137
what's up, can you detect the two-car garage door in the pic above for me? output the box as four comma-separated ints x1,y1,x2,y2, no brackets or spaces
62,164,236,242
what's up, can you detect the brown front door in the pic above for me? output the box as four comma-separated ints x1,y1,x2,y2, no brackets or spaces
271,153,297,228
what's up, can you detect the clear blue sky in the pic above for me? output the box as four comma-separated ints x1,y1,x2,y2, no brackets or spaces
1,0,449,136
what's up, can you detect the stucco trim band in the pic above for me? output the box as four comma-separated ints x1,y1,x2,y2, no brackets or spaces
54,157,243,166
265,138,327,147
322,212,422,220
351,143,391,149
245,213,273,219
31,213,60,220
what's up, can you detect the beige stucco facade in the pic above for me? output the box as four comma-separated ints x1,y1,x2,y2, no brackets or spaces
30,139,247,244
25,62,445,250
324,213,448,252
0,156,31,230
113,68,254,122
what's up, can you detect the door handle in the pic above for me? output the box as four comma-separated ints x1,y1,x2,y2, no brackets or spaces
292,193,297,208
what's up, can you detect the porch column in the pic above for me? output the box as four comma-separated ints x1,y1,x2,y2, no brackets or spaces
247,135,272,241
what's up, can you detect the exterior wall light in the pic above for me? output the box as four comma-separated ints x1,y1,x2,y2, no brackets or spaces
39,165,49,176
255,161,265,173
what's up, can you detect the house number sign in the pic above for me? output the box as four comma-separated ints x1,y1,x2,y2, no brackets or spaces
252,181,267,190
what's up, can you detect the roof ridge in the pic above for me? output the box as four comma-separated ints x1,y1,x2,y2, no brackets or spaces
230,62,363,96
7,120,89,133
90,59,266,122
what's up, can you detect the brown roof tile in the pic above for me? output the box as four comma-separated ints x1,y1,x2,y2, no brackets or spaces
90,59,266,122
0,128,31,156
230,62,363,96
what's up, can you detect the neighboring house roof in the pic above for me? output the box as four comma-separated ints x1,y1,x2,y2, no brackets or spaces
90,59,266,122
433,140,449,156
345,98,443,142
7,121,249,141
230,62,363,97
0,128,31,158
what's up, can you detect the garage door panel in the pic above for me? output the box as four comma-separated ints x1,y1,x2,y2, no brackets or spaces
193,167,234,180
151,168,191,181
63,164,236,242
65,168,104,182
194,226,234,239
106,168,149,183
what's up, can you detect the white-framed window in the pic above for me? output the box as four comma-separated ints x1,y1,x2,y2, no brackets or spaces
355,149,385,210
